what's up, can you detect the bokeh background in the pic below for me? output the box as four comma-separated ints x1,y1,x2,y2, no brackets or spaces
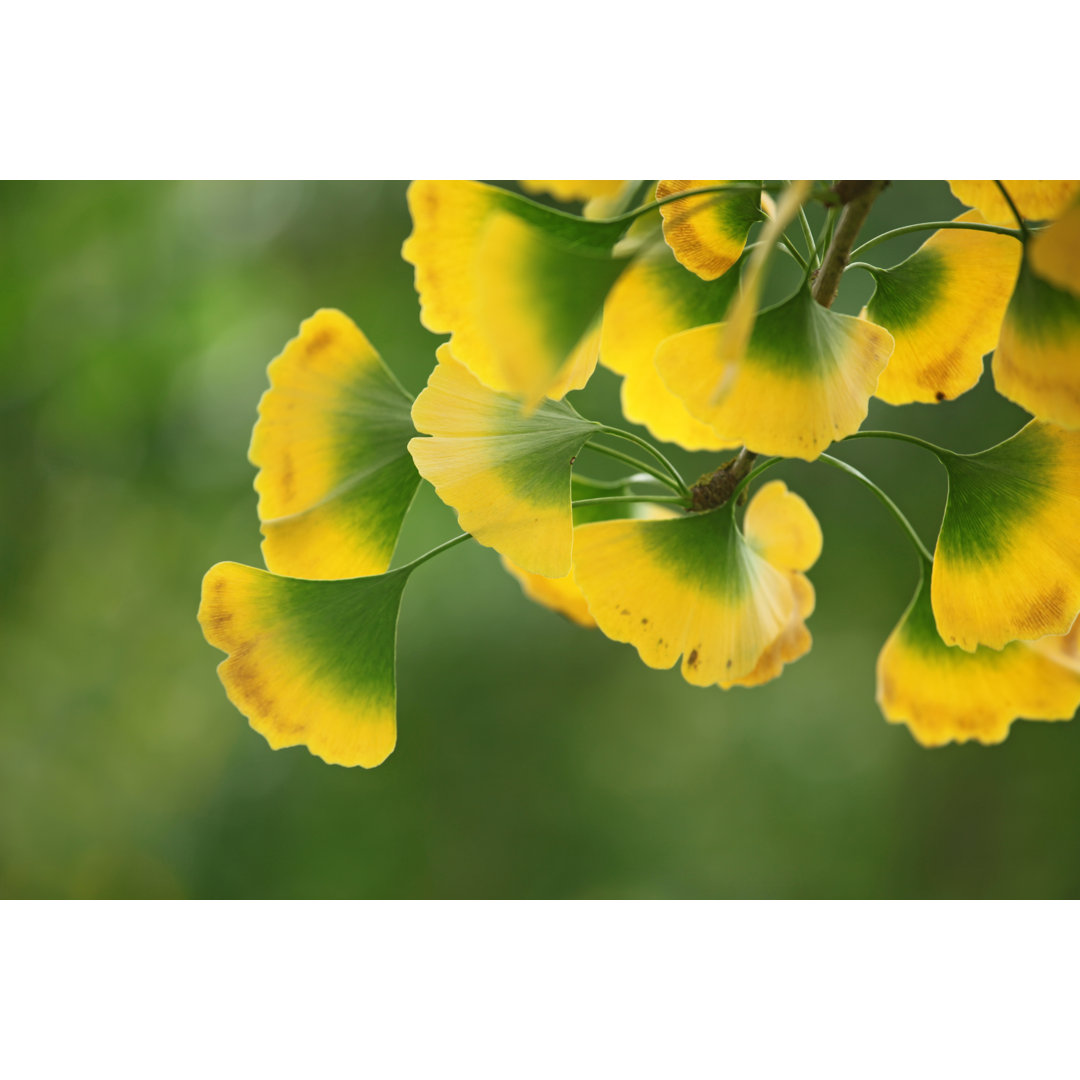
3,180,1078,899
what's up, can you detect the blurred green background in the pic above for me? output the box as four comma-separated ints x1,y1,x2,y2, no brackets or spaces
3,180,1078,899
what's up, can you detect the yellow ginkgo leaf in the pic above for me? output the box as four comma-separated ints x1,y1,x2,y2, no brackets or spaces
600,240,743,451
657,180,762,281
878,567,1080,747
864,211,1021,404
949,180,1080,226
1028,196,1080,297
573,480,822,689
656,287,894,461
249,309,420,580
742,480,823,571
402,180,627,407
408,346,600,578
199,561,410,768
993,254,1080,428
931,420,1080,651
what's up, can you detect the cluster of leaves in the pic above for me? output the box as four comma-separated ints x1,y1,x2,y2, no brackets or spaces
199,179,1080,767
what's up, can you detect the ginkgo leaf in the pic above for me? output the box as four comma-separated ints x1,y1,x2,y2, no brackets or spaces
864,211,1020,404
250,309,420,580
199,561,412,768
657,287,893,461
657,180,762,281
879,567,1080,747
931,420,1080,650
993,254,1080,429
408,346,600,577
600,240,742,451
949,180,1080,225
402,180,628,406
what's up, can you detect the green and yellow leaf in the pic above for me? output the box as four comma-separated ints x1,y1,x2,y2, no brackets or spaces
573,481,821,688
864,211,1021,404
402,180,627,406
249,309,420,580
198,561,409,768
1028,196,1080,298
931,420,1080,650
656,180,762,281
878,568,1080,747
409,345,600,577
993,255,1080,428
600,241,742,451
949,180,1080,225
656,287,894,461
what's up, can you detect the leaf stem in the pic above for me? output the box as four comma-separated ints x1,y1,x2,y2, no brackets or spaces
401,532,473,573
848,219,1022,260
582,440,683,494
818,454,933,565
778,240,808,271
729,456,781,505
797,205,820,267
993,180,1030,236
595,427,691,497
843,429,956,461
573,494,688,509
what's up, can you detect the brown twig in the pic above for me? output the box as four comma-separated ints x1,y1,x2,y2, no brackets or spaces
811,180,890,308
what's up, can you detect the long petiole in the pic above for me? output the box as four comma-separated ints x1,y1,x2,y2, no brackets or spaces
728,456,781,505
595,427,691,497
849,219,1021,260
583,440,684,494
993,180,1029,236
843,429,956,460
746,238,810,270
574,494,688,509
401,532,473,572
797,206,820,267
819,454,934,564
816,206,838,261
781,234,810,272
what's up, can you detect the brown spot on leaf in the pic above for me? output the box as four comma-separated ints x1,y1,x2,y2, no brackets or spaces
641,617,649,625
687,649,699,668
935,391,946,401
305,328,335,356
1019,584,1067,633
279,452,296,505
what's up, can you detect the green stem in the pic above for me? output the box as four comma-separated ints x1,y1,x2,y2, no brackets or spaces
844,261,879,276
573,494,688,509
582,440,683,493
401,532,473,572
797,205,819,266
819,454,933,564
843,429,956,461
993,180,1029,236
778,240,808,271
816,206,838,260
596,427,690,496
729,456,781,505
849,219,1022,260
